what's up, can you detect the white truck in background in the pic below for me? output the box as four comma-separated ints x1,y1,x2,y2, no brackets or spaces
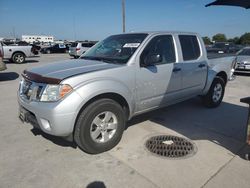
3,44,39,64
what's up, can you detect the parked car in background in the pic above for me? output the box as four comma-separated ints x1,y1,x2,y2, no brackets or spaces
234,47,250,73
18,31,235,154
2,43,38,64
41,44,69,54
207,42,241,54
69,41,96,58
0,42,7,71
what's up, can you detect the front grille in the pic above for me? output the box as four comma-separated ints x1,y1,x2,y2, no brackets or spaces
19,78,45,101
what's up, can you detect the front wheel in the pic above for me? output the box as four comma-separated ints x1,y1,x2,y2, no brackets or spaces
74,99,126,154
202,76,225,108
12,53,25,64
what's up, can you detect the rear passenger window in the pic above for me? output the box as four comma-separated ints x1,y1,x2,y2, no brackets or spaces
179,35,201,61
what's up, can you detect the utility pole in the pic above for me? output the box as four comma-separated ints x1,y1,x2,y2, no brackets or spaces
122,0,126,33
12,27,16,39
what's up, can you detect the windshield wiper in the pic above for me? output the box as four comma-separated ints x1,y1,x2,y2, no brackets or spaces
81,56,120,64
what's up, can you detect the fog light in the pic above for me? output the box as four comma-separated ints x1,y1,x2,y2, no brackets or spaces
40,118,51,131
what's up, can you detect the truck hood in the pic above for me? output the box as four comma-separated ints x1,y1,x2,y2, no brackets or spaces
24,59,122,83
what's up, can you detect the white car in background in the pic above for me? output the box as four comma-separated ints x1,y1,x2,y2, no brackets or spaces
234,47,250,73
69,41,96,58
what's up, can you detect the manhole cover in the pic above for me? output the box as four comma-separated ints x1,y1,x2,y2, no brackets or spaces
145,135,196,159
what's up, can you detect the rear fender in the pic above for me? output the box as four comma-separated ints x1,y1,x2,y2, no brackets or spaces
202,69,217,95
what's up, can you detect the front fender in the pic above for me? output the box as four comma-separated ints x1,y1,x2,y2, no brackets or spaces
73,79,136,119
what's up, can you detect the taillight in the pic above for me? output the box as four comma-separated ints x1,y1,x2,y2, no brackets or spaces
76,48,80,51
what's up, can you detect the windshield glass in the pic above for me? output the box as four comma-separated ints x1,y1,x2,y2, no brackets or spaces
238,48,250,56
80,33,148,64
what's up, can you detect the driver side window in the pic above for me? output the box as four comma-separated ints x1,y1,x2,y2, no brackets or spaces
140,35,176,66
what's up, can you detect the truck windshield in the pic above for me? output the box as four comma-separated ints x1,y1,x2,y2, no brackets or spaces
80,33,148,64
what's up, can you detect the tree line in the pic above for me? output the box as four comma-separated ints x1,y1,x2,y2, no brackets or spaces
203,33,250,45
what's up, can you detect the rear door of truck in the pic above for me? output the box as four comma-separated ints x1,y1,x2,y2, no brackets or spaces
177,35,207,97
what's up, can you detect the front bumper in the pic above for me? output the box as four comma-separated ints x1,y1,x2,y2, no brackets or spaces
18,91,83,137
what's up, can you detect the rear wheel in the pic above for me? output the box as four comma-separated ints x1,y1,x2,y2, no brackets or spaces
12,53,25,64
202,76,225,108
74,99,126,154
46,49,51,54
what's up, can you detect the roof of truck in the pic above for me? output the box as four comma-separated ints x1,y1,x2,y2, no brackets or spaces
126,31,199,35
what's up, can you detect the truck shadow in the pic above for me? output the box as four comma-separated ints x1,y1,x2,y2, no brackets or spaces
30,128,77,148
0,72,19,81
27,97,249,157
127,97,249,158
4,60,39,64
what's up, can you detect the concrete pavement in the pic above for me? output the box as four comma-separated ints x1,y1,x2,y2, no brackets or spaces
0,54,249,188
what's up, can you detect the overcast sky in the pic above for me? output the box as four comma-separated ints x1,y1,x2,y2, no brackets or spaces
0,0,249,40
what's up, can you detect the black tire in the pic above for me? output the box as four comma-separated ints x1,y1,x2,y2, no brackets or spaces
202,76,225,108
12,52,25,64
74,99,126,154
46,50,51,54
74,56,78,59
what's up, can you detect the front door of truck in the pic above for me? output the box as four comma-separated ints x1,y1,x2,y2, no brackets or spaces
136,35,182,112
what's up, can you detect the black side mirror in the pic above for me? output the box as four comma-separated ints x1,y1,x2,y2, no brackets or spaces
142,54,162,67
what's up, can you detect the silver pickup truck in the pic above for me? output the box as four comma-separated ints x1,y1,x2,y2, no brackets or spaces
3,44,37,63
18,31,235,154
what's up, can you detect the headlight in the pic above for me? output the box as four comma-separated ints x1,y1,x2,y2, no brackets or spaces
40,84,73,102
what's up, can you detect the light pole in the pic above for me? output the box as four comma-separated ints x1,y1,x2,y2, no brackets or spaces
122,0,126,33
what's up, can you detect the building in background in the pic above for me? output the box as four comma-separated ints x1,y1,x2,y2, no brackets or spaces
22,35,54,44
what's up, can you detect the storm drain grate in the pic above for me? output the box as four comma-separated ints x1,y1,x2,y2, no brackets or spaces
145,135,196,159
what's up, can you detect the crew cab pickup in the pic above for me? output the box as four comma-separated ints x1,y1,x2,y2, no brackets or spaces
18,31,235,154
3,44,38,63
